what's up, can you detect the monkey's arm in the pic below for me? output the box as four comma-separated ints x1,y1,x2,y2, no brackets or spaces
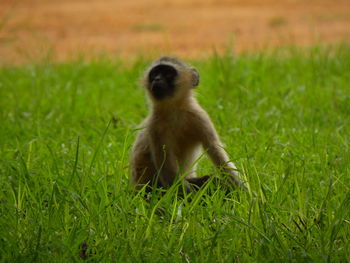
199,120,243,188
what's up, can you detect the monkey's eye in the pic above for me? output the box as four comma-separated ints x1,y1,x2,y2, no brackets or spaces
149,73,158,81
164,73,173,79
149,64,177,82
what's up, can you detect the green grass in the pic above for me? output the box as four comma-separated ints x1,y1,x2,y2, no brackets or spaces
1,44,350,262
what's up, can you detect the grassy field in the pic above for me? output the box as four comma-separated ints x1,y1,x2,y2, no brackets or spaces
0,44,350,262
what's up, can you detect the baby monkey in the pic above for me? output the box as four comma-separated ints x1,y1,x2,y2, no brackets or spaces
130,56,244,192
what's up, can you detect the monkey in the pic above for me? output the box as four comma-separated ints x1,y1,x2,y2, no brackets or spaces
130,56,245,193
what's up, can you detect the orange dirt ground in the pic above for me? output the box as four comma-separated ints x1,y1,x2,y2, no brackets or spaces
0,0,350,64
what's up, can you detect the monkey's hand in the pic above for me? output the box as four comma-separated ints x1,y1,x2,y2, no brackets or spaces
223,168,248,192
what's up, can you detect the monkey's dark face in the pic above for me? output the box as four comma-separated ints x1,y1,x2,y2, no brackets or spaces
148,64,178,100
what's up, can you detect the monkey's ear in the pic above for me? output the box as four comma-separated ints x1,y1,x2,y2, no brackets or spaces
191,68,200,87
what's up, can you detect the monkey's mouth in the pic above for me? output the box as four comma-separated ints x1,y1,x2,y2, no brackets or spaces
151,84,167,99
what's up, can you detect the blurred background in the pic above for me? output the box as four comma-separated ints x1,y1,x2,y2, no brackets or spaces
1,0,350,64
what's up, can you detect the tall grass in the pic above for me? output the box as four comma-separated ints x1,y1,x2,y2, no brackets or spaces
0,44,349,262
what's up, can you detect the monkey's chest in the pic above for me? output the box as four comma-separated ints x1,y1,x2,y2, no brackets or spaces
162,122,200,157
152,112,200,151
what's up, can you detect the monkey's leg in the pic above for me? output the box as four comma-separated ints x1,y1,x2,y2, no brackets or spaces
149,135,179,188
186,175,213,190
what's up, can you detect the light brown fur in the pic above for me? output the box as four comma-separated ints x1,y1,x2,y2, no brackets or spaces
130,56,243,191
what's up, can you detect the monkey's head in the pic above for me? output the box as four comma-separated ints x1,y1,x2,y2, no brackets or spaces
144,56,199,101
